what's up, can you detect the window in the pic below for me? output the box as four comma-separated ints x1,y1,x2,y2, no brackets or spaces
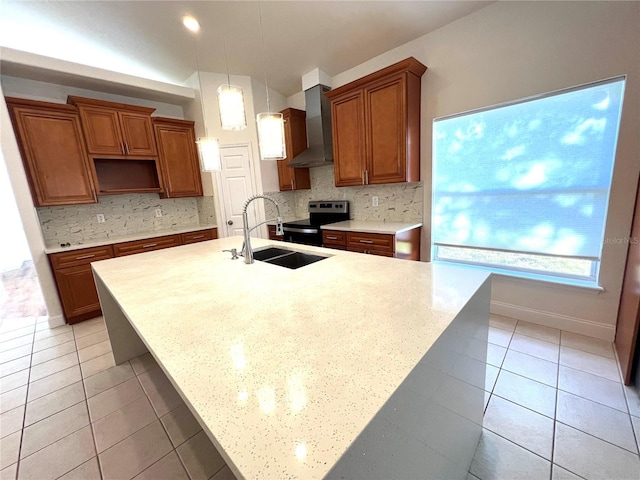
431,77,626,284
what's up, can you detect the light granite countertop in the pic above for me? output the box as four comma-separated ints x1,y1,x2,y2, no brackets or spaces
44,224,217,254
321,220,422,234
92,237,490,479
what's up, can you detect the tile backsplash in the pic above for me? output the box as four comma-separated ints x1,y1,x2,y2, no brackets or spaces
265,166,423,222
37,194,212,247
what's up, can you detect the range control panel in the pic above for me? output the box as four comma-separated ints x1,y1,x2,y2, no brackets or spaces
308,201,349,214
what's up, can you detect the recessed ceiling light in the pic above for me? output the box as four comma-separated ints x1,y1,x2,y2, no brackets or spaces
182,15,200,33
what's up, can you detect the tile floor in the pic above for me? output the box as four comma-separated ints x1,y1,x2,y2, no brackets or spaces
1,311,640,479
0,262,47,320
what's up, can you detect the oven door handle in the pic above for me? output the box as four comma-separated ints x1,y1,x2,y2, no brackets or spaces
283,226,319,234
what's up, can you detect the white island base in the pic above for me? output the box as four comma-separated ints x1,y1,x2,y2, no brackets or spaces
93,237,491,479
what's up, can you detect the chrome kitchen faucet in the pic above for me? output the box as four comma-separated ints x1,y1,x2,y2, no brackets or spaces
241,194,284,264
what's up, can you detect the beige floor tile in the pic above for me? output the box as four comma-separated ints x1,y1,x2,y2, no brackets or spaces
502,349,558,387
0,344,32,364
20,402,89,458
24,381,85,427
509,333,559,363
551,465,583,480
631,416,640,453
0,431,21,470
133,451,189,480
32,331,74,353
558,365,627,412
556,391,638,453
87,376,145,422
93,395,157,453
27,365,81,402
0,334,33,353
485,364,499,392
176,430,225,480
146,383,184,417
0,462,17,480
75,329,109,351
33,325,73,342
0,405,24,439
0,355,30,378
1,385,27,411
211,465,237,480
98,420,173,480
0,368,29,394
83,363,134,398
493,370,556,418
17,425,95,480
57,456,101,480
559,346,619,382
488,326,513,347
0,318,36,334
80,352,116,379
29,352,78,382
30,341,76,366
77,340,112,364
72,318,106,340
489,314,517,332
560,331,614,359
470,429,551,480
553,423,640,480
515,321,561,344
138,366,172,395
484,395,554,459
487,343,507,368
623,384,640,417
0,325,35,343
130,352,158,375
161,404,202,448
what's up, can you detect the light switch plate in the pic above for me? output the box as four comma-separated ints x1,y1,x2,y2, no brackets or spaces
372,196,379,207
96,214,105,223
155,209,162,217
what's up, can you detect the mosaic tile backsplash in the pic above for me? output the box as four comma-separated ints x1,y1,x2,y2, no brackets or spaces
37,194,211,247
265,165,423,222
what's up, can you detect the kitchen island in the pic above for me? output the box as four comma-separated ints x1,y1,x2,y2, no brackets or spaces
92,236,491,479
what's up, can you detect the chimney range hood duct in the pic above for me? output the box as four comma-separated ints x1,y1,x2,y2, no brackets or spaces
287,84,333,168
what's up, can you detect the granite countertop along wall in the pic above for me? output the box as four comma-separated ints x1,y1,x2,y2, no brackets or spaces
37,193,217,250
264,165,423,222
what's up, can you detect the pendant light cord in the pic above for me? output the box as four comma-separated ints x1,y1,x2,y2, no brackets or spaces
222,32,231,88
257,0,271,114
191,35,209,138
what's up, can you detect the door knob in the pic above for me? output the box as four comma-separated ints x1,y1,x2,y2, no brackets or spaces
227,220,234,225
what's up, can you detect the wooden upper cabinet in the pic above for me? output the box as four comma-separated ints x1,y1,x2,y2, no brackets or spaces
277,108,311,191
326,57,426,187
153,117,203,198
68,96,157,157
6,97,97,207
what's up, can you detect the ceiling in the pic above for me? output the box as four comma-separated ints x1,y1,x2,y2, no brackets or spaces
0,1,492,97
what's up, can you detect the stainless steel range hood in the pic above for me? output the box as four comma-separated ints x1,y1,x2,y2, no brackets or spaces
287,84,333,168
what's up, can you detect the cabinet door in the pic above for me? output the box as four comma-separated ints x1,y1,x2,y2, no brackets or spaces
77,106,124,155
119,112,157,156
365,74,407,184
331,91,366,187
9,105,96,206
53,264,102,323
154,121,203,197
277,109,310,191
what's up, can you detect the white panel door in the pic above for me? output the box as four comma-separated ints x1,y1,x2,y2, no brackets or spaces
219,145,257,237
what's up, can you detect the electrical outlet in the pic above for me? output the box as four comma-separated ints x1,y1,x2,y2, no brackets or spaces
372,196,379,207
155,209,162,217
96,214,105,223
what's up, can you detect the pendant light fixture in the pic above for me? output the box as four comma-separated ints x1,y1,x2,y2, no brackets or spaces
183,15,222,171
217,32,247,131
255,1,286,161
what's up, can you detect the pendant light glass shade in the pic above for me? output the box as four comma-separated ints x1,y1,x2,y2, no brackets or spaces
256,112,286,160
196,137,222,172
217,84,247,131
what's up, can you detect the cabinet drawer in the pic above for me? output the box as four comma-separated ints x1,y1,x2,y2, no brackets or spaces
322,230,347,246
113,235,180,257
268,225,284,240
347,246,394,257
347,232,394,252
181,229,215,245
50,245,114,270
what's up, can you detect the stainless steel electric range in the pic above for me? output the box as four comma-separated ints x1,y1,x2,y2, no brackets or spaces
282,201,349,246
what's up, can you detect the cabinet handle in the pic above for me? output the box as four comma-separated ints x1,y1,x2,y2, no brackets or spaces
326,236,338,240
362,171,365,185
359,239,374,244
124,143,129,155
75,254,95,260
291,179,294,190
365,169,369,184
191,235,205,239
142,243,158,248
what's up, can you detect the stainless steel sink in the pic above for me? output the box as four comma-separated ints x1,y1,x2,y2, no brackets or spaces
253,247,327,269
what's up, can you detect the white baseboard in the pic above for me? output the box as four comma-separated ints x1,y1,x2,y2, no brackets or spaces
491,301,616,342
45,314,66,328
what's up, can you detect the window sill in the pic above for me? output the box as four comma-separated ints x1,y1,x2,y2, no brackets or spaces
431,260,604,293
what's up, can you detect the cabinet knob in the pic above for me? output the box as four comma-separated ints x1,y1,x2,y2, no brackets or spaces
227,220,234,225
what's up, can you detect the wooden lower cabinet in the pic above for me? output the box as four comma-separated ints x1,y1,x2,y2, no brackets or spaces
268,225,284,241
323,228,421,260
49,228,218,324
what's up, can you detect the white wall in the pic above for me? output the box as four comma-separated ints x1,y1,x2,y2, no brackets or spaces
320,1,640,340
